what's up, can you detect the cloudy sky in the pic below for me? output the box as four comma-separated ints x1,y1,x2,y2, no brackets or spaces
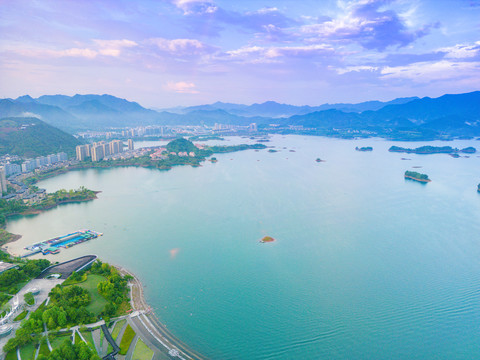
1,0,479,107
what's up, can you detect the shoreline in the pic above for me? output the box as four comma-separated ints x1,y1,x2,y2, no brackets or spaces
114,265,209,360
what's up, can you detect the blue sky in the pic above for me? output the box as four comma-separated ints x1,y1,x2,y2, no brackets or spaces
1,0,479,107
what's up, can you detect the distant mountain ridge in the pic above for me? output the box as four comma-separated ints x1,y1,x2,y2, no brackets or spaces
176,97,419,117
0,92,479,138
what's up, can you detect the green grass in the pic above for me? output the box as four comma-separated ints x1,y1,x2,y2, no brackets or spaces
39,340,51,357
14,309,28,321
111,319,126,340
5,351,17,360
19,343,36,360
132,338,154,360
62,273,87,286
70,274,108,315
80,329,95,349
119,324,136,355
50,334,72,349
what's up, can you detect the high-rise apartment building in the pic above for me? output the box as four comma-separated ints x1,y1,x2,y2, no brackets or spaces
91,145,104,162
76,145,89,161
128,139,134,150
0,167,7,194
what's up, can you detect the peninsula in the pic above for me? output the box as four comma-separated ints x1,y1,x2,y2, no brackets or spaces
405,170,431,183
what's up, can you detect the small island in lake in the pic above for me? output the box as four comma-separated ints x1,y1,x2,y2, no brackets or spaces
355,146,373,151
478,183,480,193
260,236,276,243
405,170,431,183
315,158,325,162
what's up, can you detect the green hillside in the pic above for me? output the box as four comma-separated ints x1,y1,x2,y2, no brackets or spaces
0,117,80,157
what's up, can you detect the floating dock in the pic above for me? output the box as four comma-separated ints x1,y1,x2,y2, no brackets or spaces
22,230,103,258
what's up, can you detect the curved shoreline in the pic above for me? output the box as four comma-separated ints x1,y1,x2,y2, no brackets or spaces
115,265,209,360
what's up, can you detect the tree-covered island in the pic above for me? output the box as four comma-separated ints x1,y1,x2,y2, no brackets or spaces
405,170,431,183
389,146,476,154
355,146,373,151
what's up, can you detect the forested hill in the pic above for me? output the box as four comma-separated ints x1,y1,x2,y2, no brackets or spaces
0,117,80,157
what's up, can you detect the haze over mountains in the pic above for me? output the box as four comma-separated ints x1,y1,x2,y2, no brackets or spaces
0,92,479,138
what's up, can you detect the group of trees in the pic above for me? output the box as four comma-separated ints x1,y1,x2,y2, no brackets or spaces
0,259,50,294
44,285,95,329
91,261,131,318
38,339,101,360
0,198,27,227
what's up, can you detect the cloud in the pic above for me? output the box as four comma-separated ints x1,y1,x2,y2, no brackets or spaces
165,81,199,93
336,65,379,74
301,0,436,51
170,0,297,38
172,0,217,15
438,42,480,59
380,60,480,82
224,44,336,63
12,39,138,59
147,38,211,56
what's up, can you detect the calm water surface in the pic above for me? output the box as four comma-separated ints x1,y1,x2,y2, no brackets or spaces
7,136,480,359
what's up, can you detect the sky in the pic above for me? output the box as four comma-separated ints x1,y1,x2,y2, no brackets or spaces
1,0,480,108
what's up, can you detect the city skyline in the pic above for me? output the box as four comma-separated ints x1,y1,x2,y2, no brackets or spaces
1,0,479,108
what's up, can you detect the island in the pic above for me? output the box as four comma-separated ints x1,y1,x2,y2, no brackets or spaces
404,170,431,183
260,236,275,243
389,145,476,155
355,146,373,151
315,158,325,162
478,183,480,193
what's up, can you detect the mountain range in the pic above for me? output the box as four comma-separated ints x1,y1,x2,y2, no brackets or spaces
0,92,479,138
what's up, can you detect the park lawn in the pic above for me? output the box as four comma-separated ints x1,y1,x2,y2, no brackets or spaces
80,329,95,349
5,351,17,360
74,274,108,315
111,319,126,340
132,338,154,360
14,309,28,321
74,332,81,345
50,334,72,349
62,273,87,286
19,343,36,360
38,340,50,357
119,324,136,355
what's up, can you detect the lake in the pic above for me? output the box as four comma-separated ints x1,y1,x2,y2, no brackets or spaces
6,135,480,359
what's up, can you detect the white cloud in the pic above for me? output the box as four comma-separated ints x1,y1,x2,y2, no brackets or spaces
165,81,199,94
336,65,378,74
149,38,206,55
438,42,480,59
225,44,335,63
381,60,480,82
172,0,217,15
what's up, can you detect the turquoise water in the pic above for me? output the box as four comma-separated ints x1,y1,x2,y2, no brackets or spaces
7,136,480,359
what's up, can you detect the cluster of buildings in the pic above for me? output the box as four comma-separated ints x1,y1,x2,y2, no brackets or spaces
76,125,166,140
213,123,258,133
0,153,68,197
76,139,134,162
17,153,68,174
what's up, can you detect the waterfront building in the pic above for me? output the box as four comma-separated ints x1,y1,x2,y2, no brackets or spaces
57,152,68,162
21,159,36,173
47,154,58,164
102,143,111,157
109,140,123,154
249,123,257,132
128,139,134,150
76,145,88,161
4,163,21,177
91,144,104,162
0,167,7,194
